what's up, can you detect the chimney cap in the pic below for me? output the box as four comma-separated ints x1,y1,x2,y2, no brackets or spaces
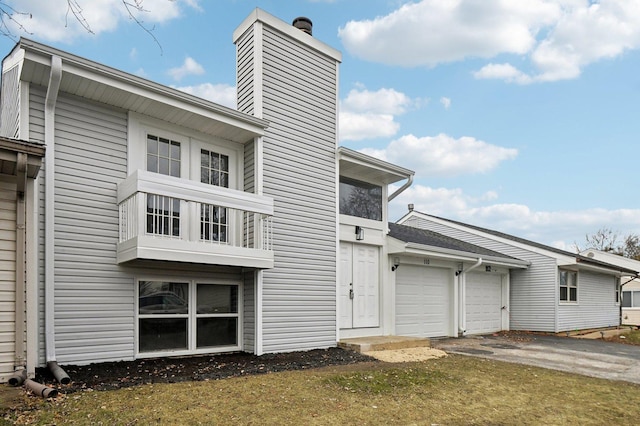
293,16,312,35
408,203,414,212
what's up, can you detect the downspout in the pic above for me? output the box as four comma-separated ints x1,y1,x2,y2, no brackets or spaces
9,153,28,386
44,55,70,385
458,258,483,336
388,175,414,202
620,275,637,328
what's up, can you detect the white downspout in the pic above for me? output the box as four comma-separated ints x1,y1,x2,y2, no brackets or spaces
44,55,63,367
460,258,482,336
388,175,414,202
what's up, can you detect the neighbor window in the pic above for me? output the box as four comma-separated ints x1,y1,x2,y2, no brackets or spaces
622,290,640,308
138,280,240,354
339,176,382,221
559,270,578,302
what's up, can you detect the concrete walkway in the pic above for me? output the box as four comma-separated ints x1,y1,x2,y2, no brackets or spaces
433,333,640,384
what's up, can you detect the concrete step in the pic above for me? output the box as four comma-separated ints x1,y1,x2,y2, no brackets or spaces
338,336,431,353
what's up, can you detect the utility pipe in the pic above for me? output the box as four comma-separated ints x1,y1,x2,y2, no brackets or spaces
459,258,483,336
43,54,71,384
14,152,27,371
24,379,58,398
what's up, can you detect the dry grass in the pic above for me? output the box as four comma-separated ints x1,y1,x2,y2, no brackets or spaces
5,355,640,425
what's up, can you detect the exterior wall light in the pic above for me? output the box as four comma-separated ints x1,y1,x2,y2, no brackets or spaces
355,226,364,240
391,257,400,271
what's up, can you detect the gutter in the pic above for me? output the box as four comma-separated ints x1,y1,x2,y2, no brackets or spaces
388,174,414,202
43,54,70,385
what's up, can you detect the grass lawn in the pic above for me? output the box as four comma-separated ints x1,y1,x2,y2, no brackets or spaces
4,354,640,425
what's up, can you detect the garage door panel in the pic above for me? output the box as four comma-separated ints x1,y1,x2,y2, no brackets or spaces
396,265,451,338
466,272,502,335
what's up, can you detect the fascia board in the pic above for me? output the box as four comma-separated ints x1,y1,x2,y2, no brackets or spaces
18,38,268,136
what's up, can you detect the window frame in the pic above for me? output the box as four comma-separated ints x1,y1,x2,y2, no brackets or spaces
135,278,242,358
615,277,621,305
559,269,578,303
339,176,383,221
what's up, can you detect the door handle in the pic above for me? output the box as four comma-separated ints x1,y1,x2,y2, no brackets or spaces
349,289,354,300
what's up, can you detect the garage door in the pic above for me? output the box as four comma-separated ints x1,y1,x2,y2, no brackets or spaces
466,272,502,335
396,265,451,337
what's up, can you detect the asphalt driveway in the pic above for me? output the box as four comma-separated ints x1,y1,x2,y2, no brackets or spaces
433,333,640,384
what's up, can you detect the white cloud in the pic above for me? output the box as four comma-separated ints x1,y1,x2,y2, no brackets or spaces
6,0,199,42
174,83,237,108
360,133,518,177
338,0,559,67
168,57,205,81
440,97,451,109
339,87,421,142
339,0,640,83
389,184,640,249
340,111,399,142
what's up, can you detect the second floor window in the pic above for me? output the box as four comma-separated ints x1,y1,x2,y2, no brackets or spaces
339,176,382,221
200,149,229,243
146,134,182,236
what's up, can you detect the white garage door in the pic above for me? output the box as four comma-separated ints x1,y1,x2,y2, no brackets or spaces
466,272,502,335
396,265,451,338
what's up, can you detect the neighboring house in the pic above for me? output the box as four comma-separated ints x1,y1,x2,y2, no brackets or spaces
0,137,44,383
398,210,636,334
580,250,640,326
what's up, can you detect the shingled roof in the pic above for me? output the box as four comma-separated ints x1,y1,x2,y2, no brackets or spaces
388,222,521,262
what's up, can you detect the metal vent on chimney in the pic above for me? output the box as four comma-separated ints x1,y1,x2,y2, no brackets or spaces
293,17,312,36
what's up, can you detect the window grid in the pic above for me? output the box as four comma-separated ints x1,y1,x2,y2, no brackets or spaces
147,134,181,177
200,149,229,243
559,270,578,302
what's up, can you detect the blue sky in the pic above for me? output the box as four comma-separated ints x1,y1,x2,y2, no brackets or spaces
2,0,640,251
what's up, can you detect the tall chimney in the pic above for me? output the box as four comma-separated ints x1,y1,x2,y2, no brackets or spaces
292,17,312,35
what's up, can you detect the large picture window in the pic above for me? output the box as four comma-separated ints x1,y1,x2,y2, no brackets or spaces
339,176,382,221
137,280,240,355
559,270,578,302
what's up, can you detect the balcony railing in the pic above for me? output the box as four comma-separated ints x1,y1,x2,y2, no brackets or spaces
117,170,274,268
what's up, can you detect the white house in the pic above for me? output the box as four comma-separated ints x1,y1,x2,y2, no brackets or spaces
398,210,635,333
1,8,634,384
580,250,640,326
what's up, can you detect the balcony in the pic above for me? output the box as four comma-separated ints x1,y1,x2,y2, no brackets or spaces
117,170,274,268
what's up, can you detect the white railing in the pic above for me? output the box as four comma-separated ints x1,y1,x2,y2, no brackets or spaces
116,170,274,267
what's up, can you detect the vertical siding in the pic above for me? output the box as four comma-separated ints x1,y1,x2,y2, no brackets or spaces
404,216,558,332
50,93,133,364
0,65,20,138
0,182,17,381
558,270,619,331
238,25,338,353
236,29,255,116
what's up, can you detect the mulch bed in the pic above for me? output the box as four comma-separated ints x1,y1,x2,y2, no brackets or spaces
34,348,377,393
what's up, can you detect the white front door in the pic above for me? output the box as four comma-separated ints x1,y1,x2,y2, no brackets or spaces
339,242,379,329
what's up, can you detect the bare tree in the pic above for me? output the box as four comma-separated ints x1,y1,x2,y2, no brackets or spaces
577,227,640,260
1,0,164,53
